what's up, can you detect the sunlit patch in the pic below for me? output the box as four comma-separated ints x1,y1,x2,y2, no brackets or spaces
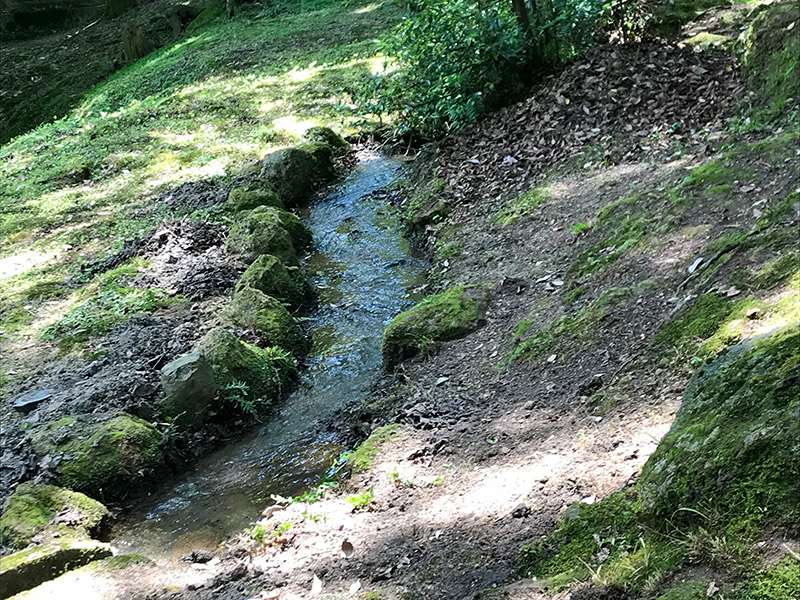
0,248,62,281
272,115,317,138
354,3,381,14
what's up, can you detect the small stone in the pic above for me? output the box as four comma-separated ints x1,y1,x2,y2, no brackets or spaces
745,307,761,319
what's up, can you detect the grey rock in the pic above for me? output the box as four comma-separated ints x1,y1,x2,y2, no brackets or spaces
157,353,217,430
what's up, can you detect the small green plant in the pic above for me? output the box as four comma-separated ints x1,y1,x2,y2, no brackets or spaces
345,487,374,511
291,477,337,504
388,468,414,488
570,221,592,234
271,521,292,538
221,380,259,417
249,522,267,545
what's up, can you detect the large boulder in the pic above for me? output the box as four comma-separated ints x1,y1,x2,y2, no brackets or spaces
259,147,319,207
224,286,308,355
157,353,217,430
29,414,164,498
382,285,490,368
0,538,112,598
0,483,109,551
227,180,285,211
303,126,350,157
297,141,335,181
226,212,297,265
194,327,296,405
248,205,312,252
235,254,313,311
638,324,800,526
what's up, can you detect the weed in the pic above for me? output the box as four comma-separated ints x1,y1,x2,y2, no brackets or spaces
345,487,373,511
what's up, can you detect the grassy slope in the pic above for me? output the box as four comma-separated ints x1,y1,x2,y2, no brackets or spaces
0,0,397,390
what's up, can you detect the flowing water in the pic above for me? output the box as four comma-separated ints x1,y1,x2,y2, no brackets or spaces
112,152,426,562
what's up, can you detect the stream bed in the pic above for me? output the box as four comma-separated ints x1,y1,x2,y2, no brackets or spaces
112,152,426,562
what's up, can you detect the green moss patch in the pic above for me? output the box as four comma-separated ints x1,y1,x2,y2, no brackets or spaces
248,205,313,252
225,286,309,355
29,415,163,498
228,181,285,211
743,3,800,120
732,556,800,600
347,424,400,473
194,327,297,414
0,483,109,550
509,288,631,362
226,213,298,265
493,185,550,226
382,285,490,368
235,254,313,311
640,324,800,531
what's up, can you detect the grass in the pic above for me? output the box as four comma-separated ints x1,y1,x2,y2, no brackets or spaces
0,0,397,379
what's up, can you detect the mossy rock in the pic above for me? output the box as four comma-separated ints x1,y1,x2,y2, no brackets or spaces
249,205,312,252
194,327,296,404
157,353,217,430
0,538,112,598
297,141,336,181
639,324,800,532
224,286,309,355
382,285,491,368
227,180,285,211
0,483,109,551
235,254,313,311
304,126,350,157
29,415,164,499
258,147,318,207
743,3,800,118
226,212,297,265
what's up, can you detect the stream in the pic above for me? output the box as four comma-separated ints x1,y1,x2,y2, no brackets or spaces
112,151,426,563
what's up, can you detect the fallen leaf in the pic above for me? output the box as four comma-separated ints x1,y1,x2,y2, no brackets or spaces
341,539,354,558
349,581,362,596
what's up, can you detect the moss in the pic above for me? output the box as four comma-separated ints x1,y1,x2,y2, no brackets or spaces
564,286,586,302
654,280,800,363
29,414,164,498
733,556,800,600
567,215,646,279
517,489,641,581
194,327,296,405
226,213,298,265
639,325,800,532
185,0,224,34
297,141,336,181
0,539,112,597
509,288,631,362
682,32,728,48
88,553,153,571
235,254,313,311
405,177,447,228
249,205,313,252
493,185,550,225
225,286,308,355
743,3,800,120
382,285,490,368
259,147,319,207
655,580,708,600
0,483,109,550
227,181,285,211
303,126,350,157
653,293,742,359
347,424,400,473
752,251,800,289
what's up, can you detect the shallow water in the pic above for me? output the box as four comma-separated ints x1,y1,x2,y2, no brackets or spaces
112,152,426,562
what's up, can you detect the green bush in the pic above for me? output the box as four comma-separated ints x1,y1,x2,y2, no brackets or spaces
362,0,614,136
